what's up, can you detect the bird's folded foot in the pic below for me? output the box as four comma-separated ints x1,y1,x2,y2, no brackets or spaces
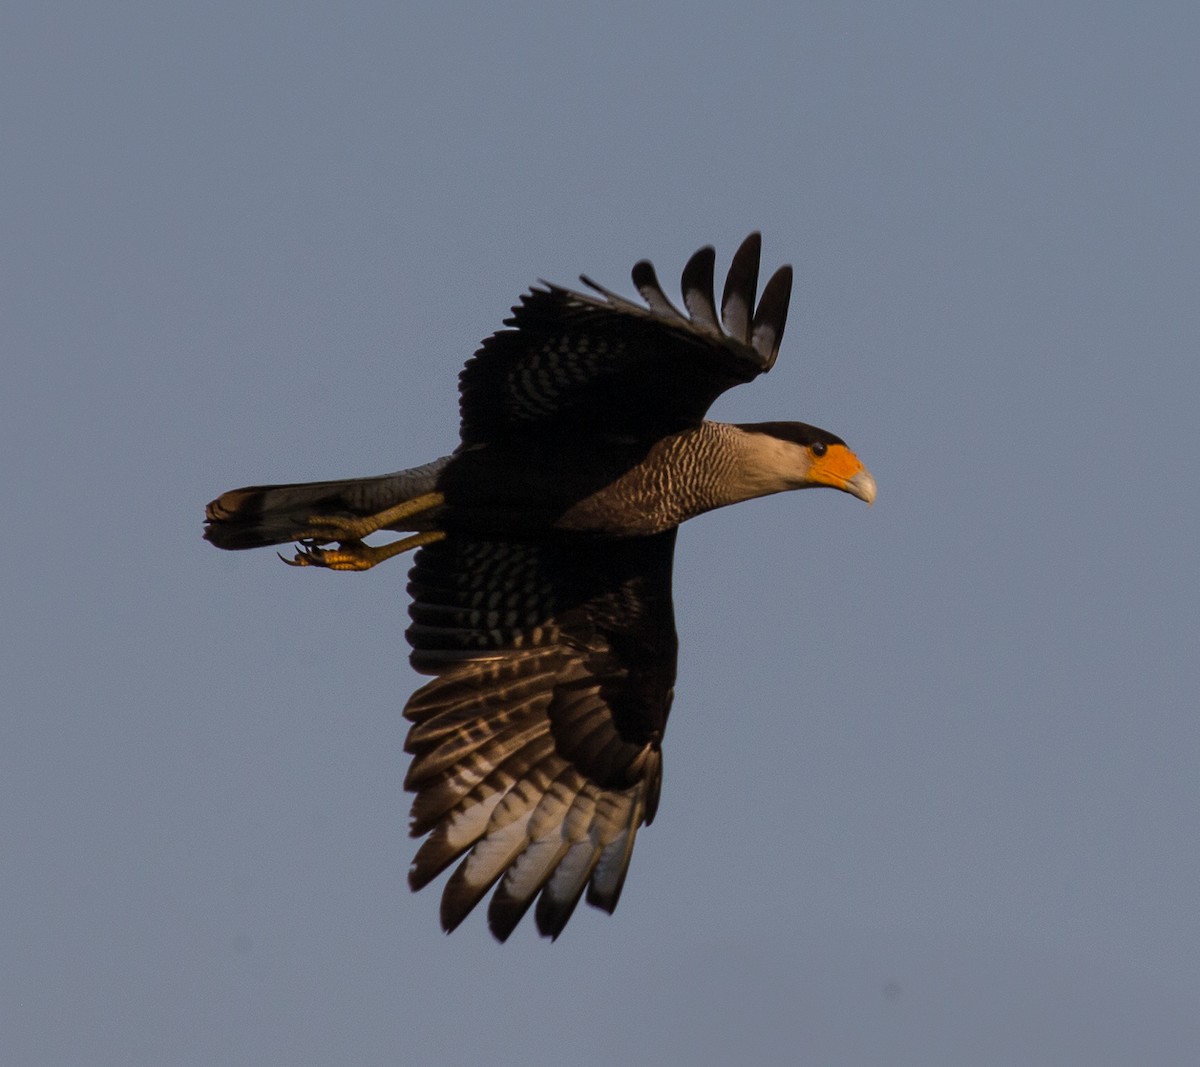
281,530,446,571
278,491,447,569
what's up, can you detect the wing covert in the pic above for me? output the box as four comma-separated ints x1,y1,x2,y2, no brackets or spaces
457,233,793,445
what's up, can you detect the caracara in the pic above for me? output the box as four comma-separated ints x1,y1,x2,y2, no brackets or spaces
204,234,875,941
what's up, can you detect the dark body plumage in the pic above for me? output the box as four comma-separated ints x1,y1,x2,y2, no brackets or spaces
204,235,875,940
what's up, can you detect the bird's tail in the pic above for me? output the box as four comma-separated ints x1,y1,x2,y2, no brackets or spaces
204,457,451,550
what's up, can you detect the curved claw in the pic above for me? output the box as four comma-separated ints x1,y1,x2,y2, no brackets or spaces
275,529,444,572
280,544,322,567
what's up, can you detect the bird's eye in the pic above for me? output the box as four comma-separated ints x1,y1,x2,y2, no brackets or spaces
812,442,828,457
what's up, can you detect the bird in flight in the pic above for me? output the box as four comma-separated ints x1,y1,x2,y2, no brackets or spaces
204,234,875,941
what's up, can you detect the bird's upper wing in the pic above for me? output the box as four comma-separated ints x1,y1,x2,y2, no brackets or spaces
403,529,678,941
457,233,793,445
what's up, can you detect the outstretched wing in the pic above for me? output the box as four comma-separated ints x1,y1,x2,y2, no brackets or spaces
403,530,678,941
457,233,793,445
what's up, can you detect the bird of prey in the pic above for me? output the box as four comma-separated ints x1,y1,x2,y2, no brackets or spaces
204,234,875,941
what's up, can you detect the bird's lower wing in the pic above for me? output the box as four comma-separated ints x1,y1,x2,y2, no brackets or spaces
403,531,679,941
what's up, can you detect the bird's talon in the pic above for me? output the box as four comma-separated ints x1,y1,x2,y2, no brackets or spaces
280,544,324,567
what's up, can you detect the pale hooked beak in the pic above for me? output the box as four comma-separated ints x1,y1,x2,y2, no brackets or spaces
845,466,877,506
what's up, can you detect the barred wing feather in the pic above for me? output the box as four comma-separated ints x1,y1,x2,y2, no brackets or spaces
403,531,677,940
457,233,792,445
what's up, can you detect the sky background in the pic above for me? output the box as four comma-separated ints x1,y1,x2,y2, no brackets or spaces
4,3,1199,1064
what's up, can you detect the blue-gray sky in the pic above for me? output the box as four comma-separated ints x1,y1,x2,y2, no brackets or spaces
4,4,1199,1064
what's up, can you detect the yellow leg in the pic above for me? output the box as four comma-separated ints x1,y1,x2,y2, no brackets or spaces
281,530,447,571
294,491,445,544
280,491,447,571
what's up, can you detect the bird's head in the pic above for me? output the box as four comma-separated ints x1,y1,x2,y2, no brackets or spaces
735,421,876,505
